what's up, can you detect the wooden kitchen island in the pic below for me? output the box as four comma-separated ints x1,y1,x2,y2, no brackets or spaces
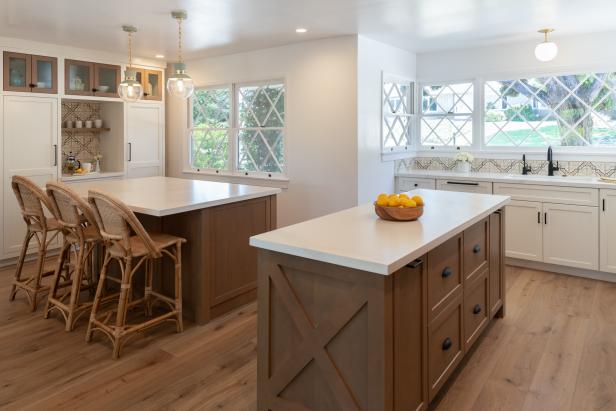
250,189,509,410
69,176,280,325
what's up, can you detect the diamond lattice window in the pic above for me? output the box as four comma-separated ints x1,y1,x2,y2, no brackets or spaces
485,73,616,147
190,87,231,170
382,75,414,152
189,81,285,175
237,83,285,173
420,82,473,147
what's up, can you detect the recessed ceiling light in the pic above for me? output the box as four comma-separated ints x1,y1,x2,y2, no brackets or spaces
155,54,165,59
295,28,307,34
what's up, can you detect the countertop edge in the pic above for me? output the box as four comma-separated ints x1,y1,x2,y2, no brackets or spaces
250,195,510,276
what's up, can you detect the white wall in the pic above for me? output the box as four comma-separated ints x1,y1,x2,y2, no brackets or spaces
417,30,616,82
357,36,416,204
166,36,359,227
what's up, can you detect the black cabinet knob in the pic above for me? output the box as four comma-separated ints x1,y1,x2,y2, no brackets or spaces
92,88,98,92
473,244,481,253
29,83,36,88
442,337,452,351
473,304,482,314
442,267,453,278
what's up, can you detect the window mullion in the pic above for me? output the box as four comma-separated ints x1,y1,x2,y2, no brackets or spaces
230,83,238,173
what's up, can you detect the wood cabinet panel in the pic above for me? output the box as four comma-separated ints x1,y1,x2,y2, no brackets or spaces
463,217,488,282
30,55,58,94
4,52,57,94
394,261,428,411
428,293,464,400
427,234,462,320
463,270,489,350
143,69,163,100
489,211,505,317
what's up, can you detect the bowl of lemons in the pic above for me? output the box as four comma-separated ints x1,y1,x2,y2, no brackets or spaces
374,193,425,221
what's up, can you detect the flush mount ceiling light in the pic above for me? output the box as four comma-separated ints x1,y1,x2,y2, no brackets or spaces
118,25,144,102
155,54,165,59
295,28,307,33
167,10,194,99
535,28,558,62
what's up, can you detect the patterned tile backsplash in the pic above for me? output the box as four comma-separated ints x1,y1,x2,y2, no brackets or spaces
396,156,616,178
61,102,103,172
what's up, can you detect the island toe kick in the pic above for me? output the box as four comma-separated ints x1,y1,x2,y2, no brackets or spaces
256,210,505,410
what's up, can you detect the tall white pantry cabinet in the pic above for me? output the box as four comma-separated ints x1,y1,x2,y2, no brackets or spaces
0,49,165,262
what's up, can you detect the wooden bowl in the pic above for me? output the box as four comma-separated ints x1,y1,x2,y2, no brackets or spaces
374,203,424,221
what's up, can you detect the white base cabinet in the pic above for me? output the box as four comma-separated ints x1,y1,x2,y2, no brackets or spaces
504,200,543,262
600,189,616,273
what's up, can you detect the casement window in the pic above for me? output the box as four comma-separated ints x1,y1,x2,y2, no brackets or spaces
382,74,414,154
420,82,474,148
485,73,616,148
189,80,286,176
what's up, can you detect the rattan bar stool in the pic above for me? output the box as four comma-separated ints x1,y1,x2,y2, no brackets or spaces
9,176,62,311
86,189,185,359
44,182,110,331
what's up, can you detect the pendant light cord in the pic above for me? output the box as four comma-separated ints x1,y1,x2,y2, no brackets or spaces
128,31,133,68
178,17,184,64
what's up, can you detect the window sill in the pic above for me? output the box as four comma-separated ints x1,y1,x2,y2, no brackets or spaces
182,169,290,188
413,148,616,162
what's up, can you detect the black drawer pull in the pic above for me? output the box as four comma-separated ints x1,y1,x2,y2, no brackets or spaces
407,259,423,269
442,267,453,278
442,337,452,351
446,181,479,186
473,244,481,253
473,304,482,315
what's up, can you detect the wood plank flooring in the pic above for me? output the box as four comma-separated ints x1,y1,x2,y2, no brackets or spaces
2,261,616,410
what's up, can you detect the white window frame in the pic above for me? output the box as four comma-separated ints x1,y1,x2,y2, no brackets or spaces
381,72,416,161
415,66,616,161
185,79,288,181
417,79,477,153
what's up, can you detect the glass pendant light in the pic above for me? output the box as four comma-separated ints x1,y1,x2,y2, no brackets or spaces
535,28,558,62
118,25,144,102
167,10,194,99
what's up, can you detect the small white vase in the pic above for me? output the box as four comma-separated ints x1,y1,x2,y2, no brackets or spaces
456,161,471,173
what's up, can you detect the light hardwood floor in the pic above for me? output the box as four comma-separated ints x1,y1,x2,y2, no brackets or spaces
1,261,615,410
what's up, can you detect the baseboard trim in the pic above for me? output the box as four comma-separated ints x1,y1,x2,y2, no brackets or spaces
507,257,616,283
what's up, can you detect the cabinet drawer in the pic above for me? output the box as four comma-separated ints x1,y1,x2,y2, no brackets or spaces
493,183,598,206
428,294,463,400
464,270,489,350
427,234,462,320
397,177,436,192
463,218,488,281
437,180,492,194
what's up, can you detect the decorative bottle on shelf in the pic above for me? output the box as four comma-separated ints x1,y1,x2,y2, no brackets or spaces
66,152,80,174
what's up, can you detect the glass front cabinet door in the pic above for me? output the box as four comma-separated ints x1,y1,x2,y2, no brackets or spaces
143,69,163,101
65,59,93,96
3,52,58,93
93,63,121,97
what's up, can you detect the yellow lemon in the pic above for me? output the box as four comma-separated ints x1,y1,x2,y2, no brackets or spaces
399,193,410,200
377,193,388,201
376,197,389,206
388,196,401,207
412,195,424,206
400,198,417,208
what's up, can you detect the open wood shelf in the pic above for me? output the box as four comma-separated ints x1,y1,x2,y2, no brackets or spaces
62,127,110,132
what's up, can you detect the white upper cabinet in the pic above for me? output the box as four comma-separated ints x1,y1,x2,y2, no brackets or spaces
542,203,598,271
600,189,616,274
125,103,164,178
504,200,543,262
3,95,58,258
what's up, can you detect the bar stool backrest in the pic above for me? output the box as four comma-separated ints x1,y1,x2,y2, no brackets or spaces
87,189,161,258
46,182,101,242
11,175,54,231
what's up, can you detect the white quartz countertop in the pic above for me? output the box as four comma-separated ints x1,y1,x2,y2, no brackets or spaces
397,169,616,189
250,189,510,275
68,176,281,217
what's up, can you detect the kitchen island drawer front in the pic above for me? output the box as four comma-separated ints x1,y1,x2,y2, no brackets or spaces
397,177,436,192
437,179,492,194
464,270,489,350
428,295,464,400
463,218,488,281
427,234,462,320
493,183,598,206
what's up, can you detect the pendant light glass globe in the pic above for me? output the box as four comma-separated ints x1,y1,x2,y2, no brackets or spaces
118,25,143,102
167,11,194,99
535,28,558,62
167,63,194,99
119,69,144,102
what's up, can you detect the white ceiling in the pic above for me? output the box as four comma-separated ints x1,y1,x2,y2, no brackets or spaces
1,0,615,60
